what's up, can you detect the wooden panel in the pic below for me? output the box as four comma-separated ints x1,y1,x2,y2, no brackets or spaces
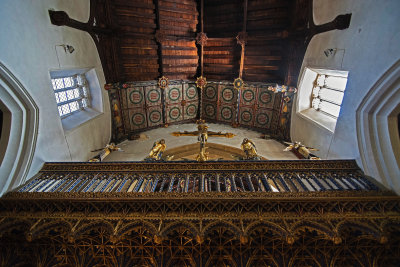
238,106,254,126
165,84,183,123
202,83,218,120
147,105,164,127
144,85,162,107
183,83,199,120
217,84,238,124
240,87,257,107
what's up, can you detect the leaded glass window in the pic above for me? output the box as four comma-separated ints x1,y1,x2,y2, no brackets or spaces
51,75,90,117
311,74,347,118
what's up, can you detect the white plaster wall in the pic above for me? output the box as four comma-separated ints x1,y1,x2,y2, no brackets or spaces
0,0,111,191
291,0,400,183
105,123,298,161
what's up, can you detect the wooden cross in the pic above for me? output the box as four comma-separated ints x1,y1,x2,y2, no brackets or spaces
171,120,235,162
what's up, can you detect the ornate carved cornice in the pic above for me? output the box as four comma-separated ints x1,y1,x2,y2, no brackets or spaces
38,160,361,172
1,160,400,266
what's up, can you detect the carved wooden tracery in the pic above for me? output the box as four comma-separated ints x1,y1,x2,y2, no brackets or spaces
1,161,400,266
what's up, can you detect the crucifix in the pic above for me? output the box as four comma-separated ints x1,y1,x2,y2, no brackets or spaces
171,120,235,162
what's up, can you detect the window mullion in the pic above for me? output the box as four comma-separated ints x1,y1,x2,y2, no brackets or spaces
58,97,85,106
54,85,79,94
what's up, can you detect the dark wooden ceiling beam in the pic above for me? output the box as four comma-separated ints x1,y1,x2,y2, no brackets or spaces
238,0,248,79
118,21,156,30
163,63,198,67
113,0,155,9
163,55,199,60
154,0,164,77
159,6,198,16
114,9,156,19
161,45,197,51
283,0,351,86
48,1,124,83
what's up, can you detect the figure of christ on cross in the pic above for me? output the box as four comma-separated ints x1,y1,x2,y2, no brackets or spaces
171,120,236,162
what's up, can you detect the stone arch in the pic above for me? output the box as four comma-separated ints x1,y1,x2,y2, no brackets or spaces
0,61,39,195
357,59,400,193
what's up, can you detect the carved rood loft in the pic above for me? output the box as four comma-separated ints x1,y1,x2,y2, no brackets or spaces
1,160,400,266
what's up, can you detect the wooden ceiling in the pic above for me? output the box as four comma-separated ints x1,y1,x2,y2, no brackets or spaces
49,0,351,86
203,0,291,82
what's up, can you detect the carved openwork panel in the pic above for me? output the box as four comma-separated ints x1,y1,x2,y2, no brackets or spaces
1,160,399,266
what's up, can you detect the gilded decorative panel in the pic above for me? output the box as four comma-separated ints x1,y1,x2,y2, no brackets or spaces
1,160,400,267
254,108,273,129
107,81,296,141
183,83,198,120
238,106,255,126
240,86,257,107
217,84,238,123
257,85,275,109
202,83,218,121
144,85,162,107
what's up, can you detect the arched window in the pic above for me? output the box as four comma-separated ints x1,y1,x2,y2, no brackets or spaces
296,67,348,132
51,74,90,117
50,68,103,131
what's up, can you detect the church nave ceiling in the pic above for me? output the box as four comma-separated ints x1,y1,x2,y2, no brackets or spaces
49,0,324,85
48,0,351,141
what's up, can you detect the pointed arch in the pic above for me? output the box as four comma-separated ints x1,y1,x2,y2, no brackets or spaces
357,59,400,193
0,62,39,195
160,221,199,237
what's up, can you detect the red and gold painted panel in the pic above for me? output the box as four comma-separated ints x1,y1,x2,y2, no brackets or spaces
238,106,254,126
165,82,198,123
183,83,198,120
240,86,257,107
165,84,182,123
202,83,238,124
257,85,276,109
144,85,162,107
123,85,148,131
236,84,296,139
217,85,237,123
202,83,218,121
144,85,163,128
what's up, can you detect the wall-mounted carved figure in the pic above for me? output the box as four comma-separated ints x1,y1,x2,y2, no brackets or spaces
284,141,320,160
146,139,166,161
241,138,260,160
89,143,122,162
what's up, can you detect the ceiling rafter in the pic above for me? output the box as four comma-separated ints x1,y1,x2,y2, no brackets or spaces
48,0,351,86
238,0,248,80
